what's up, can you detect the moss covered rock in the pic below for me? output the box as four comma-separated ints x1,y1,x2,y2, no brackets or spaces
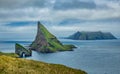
15,43,32,57
30,21,76,53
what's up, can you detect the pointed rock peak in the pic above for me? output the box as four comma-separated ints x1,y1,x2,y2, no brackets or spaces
30,21,75,53
38,21,40,24
37,21,46,34
37,21,42,29
38,21,42,25
76,31,80,33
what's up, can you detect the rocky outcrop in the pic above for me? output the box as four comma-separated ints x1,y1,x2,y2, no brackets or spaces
67,31,117,40
15,43,32,57
30,21,75,53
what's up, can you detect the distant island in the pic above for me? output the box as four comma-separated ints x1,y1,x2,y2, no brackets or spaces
30,21,76,53
67,31,117,40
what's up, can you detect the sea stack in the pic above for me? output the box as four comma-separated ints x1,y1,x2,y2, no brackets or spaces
30,21,75,53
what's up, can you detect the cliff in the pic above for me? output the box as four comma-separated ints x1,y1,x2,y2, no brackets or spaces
67,31,117,40
30,21,75,53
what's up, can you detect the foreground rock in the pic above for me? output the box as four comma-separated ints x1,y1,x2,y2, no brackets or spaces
67,31,117,40
30,21,76,53
0,55,87,74
15,43,32,57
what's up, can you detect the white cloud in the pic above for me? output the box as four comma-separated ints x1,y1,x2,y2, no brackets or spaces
0,23,36,33
0,22,37,41
0,8,120,23
0,0,120,40
0,0,119,23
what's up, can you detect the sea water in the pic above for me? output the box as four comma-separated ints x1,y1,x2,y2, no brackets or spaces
0,39,120,74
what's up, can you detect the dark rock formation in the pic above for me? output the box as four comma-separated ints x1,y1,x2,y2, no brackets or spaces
30,21,75,53
67,31,117,40
15,43,32,57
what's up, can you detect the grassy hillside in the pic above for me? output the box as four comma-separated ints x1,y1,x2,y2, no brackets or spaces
0,52,18,57
0,52,87,74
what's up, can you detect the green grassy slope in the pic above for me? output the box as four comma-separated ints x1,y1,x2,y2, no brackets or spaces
31,22,76,53
0,52,87,74
0,52,18,57
40,23,75,52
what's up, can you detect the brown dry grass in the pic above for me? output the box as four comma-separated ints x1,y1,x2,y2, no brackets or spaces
0,55,87,74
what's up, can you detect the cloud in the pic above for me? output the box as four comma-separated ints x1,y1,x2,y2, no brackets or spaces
0,22,37,41
0,0,120,40
0,8,53,22
53,0,96,10
1,7,120,23
0,22,36,33
0,0,49,9
0,0,120,22
94,0,120,9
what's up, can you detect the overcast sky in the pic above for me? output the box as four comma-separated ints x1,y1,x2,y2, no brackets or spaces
0,0,120,41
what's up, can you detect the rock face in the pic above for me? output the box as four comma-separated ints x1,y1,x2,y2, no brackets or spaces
30,21,75,53
15,43,32,57
67,31,117,40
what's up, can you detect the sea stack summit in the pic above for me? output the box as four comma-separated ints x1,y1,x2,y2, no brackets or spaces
30,21,75,53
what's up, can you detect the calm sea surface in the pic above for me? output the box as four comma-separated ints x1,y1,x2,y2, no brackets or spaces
0,39,120,74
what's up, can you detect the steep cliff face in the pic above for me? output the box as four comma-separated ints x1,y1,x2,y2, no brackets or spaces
30,21,75,53
30,22,49,52
67,31,117,40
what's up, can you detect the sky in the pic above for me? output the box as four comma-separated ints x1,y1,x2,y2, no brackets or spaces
0,0,120,41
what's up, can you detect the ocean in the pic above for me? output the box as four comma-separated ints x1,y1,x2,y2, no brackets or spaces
0,39,120,74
